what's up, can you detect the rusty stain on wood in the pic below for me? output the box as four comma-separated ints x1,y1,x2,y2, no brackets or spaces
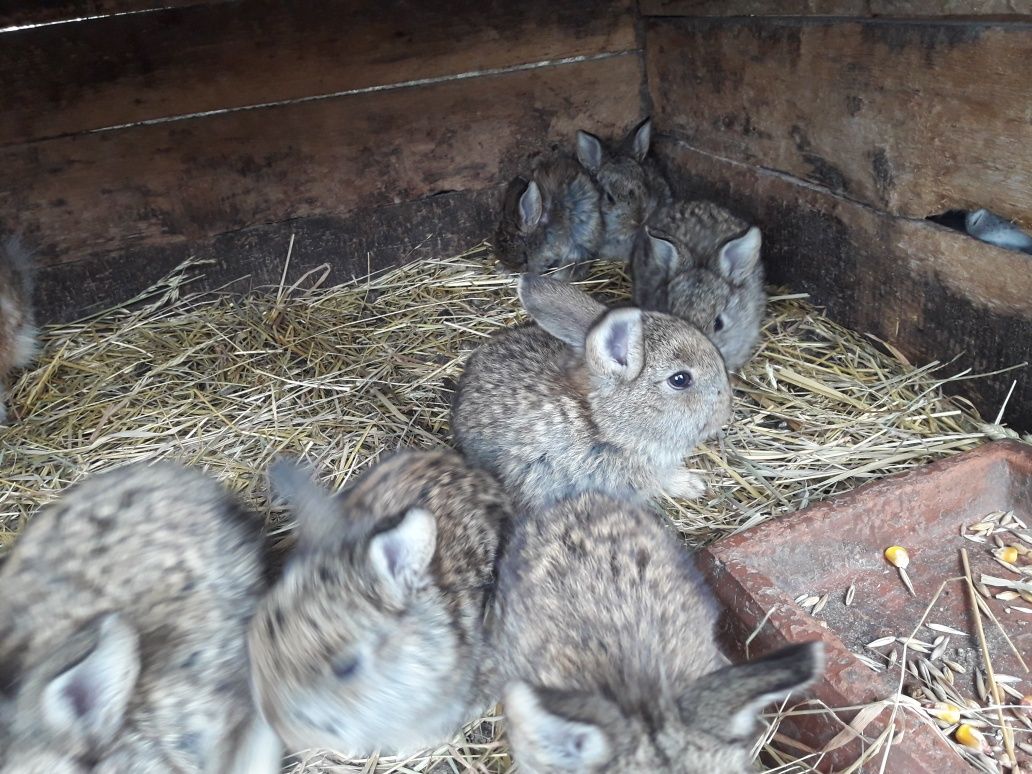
646,18,1032,225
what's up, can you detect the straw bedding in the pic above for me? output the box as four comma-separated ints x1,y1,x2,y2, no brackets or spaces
0,245,1013,772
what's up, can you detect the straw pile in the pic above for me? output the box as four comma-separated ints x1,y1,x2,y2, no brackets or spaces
0,245,1014,772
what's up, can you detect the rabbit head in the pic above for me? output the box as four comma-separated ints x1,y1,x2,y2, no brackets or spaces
494,156,601,281
503,643,823,773
0,236,39,424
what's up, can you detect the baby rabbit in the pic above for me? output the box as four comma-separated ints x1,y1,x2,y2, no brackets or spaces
0,236,39,424
0,462,280,774
492,491,824,773
249,448,511,757
632,200,765,372
494,154,602,281
965,208,1032,254
452,274,731,511
576,117,672,263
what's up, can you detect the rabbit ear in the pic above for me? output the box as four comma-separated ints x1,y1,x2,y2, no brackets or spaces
517,274,606,348
645,229,680,274
518,181,544,234
576,130,604,174
716,226,762,283
41,613,140,745
368,507,437,600
680,642,823,741
585,308,645,381
627,117,652,163
268,457,342,551
504,682,611,772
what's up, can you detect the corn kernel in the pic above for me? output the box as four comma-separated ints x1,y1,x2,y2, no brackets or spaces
955,723,985,750
930,702,961,724
884,545,910,569
996,545,1019,564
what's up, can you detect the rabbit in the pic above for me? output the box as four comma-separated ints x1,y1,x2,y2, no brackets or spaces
494,154,602,281
0,461,280,774
965,208,1032,254
0,236,39,424
632,200,766,372
249,448,512,757
491,491,824,773
451,274,732,512
575,117,672,263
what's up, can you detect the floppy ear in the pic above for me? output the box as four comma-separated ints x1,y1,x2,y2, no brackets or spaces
268,457,343,551
627,117,652,163
585,308,645,381
716,227,762,283
576,130,604,174
517,274,607,348
644,229,680,276
517,181,544,234
368,507,437,600
504,682,610,772
41,613,140,745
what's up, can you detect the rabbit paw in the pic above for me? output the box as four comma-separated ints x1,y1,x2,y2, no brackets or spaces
665,468,706,500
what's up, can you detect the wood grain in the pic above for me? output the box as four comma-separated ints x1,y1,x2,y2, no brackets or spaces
656,137,1032,432
647,18,1032,224
2,53,644,268
640,0,1032,17
0,0,635,145
0,0,218,28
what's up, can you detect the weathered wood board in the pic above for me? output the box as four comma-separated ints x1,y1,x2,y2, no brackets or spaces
1,0,635,146
0,0,218,28
655,138,1032,432
640,0,1032,16
2,53,643,271
647,18,1032,225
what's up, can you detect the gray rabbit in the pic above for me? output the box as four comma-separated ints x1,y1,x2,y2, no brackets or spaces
0,237,38,424
0,462,280,774
494,154,602,281
452,275,731,511
576,117,672,263
492,491,823,773
632,200,765,372
249,449,511,757
965,208,1032,254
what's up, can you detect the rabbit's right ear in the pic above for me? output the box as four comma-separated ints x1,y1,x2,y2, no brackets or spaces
576,130,604,174
268,457,341,551
504,682,611,772
644,229,680,275
41,613,140,744
368,507,437,601
517,181,544,234
585,308,645,381
517,274,606,348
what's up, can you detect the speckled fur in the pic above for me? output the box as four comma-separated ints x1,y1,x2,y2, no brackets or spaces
0,237,38,424
250,449,512,757
494,154,602,281
0,462,277,774
452,276,731,511
632,200,766,372
576,118,672,263
493,493,823,773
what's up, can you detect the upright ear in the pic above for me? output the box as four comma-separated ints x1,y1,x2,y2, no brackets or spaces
504,682,611,772
576,130,604,174
368,507,437,599
585,308,645,381
41,614,140,745
681,642,823,741
644,229,680,276
517,274,607,348
268,457,342,552
716,226,762,283
626,117,652,163
518,181,544,234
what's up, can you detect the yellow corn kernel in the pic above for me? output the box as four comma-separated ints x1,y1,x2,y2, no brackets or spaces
996,546,1019,564
955,724,985,750
930,702,961,724
884,545,910,569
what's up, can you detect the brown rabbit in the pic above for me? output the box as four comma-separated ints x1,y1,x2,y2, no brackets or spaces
0,237,38,424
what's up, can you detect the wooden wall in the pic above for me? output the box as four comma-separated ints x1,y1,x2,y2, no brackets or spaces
0,0,643,321
644,6,1032,431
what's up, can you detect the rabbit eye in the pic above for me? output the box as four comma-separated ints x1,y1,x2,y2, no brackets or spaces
667,371,693,390
713,315,725,333
331,656,359,680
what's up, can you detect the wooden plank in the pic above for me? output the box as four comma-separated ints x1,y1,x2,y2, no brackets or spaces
640,0,1032,16
0,1,214,28
34,187,501,324
0,0,635,146
646,18,1032,224
1,53,644,268
655,137,1032,433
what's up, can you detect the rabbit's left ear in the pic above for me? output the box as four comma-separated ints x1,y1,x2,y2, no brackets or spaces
627,117,652,163
716,227,762,283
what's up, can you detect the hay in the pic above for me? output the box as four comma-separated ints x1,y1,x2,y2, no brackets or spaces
0,245,1014,772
